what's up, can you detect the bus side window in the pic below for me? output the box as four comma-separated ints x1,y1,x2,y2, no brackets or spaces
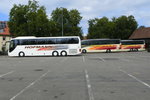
19,40,28,45
61,38,68,44
37,39,46,44
52,39,56,44
81,41,86,45
56,38,63,44
68,38,79,44
28,39,37,45
47,39,56,44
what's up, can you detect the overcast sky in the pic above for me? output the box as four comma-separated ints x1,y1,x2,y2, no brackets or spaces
0,0,150,36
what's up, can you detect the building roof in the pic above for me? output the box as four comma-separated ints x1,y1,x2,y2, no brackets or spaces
0,21,11,36
129,27,150,39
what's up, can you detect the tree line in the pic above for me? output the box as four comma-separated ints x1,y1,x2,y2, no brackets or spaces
9,0,139,39
87,16,138,39
8,0,83,38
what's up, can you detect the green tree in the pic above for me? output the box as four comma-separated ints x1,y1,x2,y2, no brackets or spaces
8,0,50,37
50,7,83,38
8,4,28,36
87,15,138,39
113,15,138,39
87,17,115,39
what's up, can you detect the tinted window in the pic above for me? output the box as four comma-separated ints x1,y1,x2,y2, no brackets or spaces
56,38,68,44
82,41,87,45
56,38,79,44
37,39,46,44
17,38,79,45
19,40,29,45
81,40,90,45
46,39,56,44
67,38,79,44
108,40,120,44
121,41,144,45
9,40,18,52
18,39,37,45
28,39,37,45
82,39,120,45
92,40,99,45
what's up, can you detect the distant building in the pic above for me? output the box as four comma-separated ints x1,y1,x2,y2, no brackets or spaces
129,27,150,49
0,21,11,53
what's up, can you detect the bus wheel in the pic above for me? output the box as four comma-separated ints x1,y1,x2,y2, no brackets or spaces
61,51,67,56
52,51,59,56
130,48,133,52
19,52,25,57
109,49,111,53
135,49,138,52
106,49,110,53
106,49,111,53
82,49,87,53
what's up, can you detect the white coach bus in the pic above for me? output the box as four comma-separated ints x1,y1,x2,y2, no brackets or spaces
8,36,81,57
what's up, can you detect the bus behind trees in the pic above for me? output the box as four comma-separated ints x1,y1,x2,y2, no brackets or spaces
120,40,145,52
81,39,120,53
8,36,81,56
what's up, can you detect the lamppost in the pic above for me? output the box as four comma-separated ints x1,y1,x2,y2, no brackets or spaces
60,7,64,36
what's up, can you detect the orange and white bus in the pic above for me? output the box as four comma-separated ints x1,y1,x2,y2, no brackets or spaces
120,40,145,52
81,39,120,53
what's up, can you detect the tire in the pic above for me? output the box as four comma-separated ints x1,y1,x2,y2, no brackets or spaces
60,51,67,56
135,49,138,52
82,49,87,53
18,52,25,57
106,49,108,53
52,51,59,56
109,49,111,53
106,49,111,53
130,48,133,52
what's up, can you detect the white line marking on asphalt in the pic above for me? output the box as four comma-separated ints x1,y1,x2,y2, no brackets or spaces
10,70,50,100
84,69,94,100
120,69,150,88
98,57,105,62
0,71,14,78
82,56,85,62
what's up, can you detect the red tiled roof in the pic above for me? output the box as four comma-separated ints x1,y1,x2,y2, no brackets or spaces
0,21,11,36
129,27,150,39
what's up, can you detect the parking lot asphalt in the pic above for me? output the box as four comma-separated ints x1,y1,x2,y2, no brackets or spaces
0,51,150,100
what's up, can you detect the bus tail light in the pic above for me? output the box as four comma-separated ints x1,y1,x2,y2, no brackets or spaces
144,44,146,49
79,49,81,52
119,45,122,49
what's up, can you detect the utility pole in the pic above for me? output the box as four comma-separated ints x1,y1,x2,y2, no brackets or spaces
61,7,64,36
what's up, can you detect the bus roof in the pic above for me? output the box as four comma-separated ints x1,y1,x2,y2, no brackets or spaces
14,36,36,39
12,36,80,40
121,40,145,42
82,39,120,41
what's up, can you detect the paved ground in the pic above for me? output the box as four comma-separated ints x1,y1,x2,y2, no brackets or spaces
0,51,150,100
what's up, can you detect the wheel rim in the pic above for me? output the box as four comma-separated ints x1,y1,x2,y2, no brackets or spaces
19,52,25,57
53,52,58,56
61,51,67,56
20,53,24,56
82,49,86,53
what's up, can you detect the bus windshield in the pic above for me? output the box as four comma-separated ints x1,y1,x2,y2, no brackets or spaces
9,40,19,52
